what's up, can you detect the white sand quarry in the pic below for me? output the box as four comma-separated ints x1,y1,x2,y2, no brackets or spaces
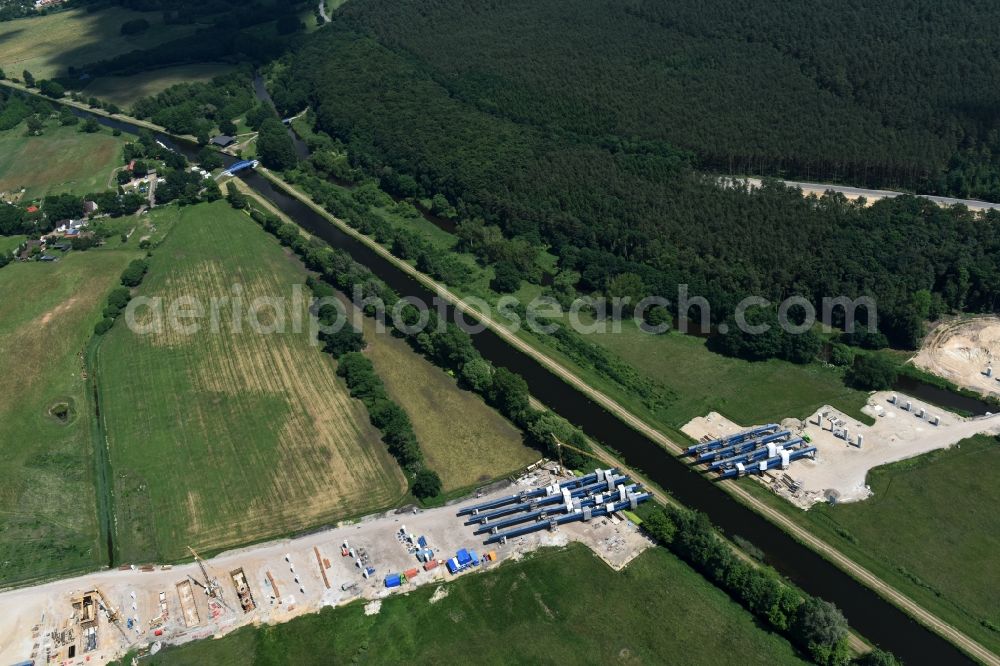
913,317,1000,396
684,392,1000,509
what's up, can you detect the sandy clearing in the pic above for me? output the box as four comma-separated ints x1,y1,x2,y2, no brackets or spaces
38,296,81,326
913,317,1000,396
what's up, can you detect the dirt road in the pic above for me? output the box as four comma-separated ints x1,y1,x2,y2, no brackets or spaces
729,177,1000,212
260,169,999,666
0,477,644,665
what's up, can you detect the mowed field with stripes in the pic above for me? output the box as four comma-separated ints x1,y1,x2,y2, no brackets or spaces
96,201,406,563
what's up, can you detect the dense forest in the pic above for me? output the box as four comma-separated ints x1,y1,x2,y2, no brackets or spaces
270,0,1000,349
327,0,1000,199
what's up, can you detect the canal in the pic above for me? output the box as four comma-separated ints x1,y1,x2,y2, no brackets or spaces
74,105,974,665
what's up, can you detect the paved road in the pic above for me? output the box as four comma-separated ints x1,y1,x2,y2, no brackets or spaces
262,170,1000,666
732,177,1000,212
318,0,330,22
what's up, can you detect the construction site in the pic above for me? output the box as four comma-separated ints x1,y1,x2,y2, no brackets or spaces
0,463,652,666
683,391,1000,509
913,316,1000,396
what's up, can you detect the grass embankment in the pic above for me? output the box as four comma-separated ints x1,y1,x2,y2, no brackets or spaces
0,7,198,81
84,64,237,110
96,201,407,564
0,120,126,200
344,295,537,492
583,318,871,427
740,435,1000,654
145,544,808,665
0,247,138,587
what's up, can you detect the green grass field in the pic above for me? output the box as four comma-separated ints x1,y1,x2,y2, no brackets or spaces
742,435,1000,653
0,247,139,587
584,319,870,428
0,235,25,257
0,7,198,81
347,296,538,492
144,544,807,665
0,120,125,199
96,201,407,564
85,63,237,109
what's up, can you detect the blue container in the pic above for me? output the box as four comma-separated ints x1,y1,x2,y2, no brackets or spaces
418,535,428,548
385,573,402,588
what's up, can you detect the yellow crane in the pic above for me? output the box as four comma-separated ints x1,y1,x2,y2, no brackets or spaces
93,589,127,638
188,546,236,613
550,434,597,471
188,546,221,598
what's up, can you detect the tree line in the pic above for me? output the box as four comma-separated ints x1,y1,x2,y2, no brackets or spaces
284,169,477,288
281,127,952,401
94,258,149,335
638,502,900,666
0,0,35,22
